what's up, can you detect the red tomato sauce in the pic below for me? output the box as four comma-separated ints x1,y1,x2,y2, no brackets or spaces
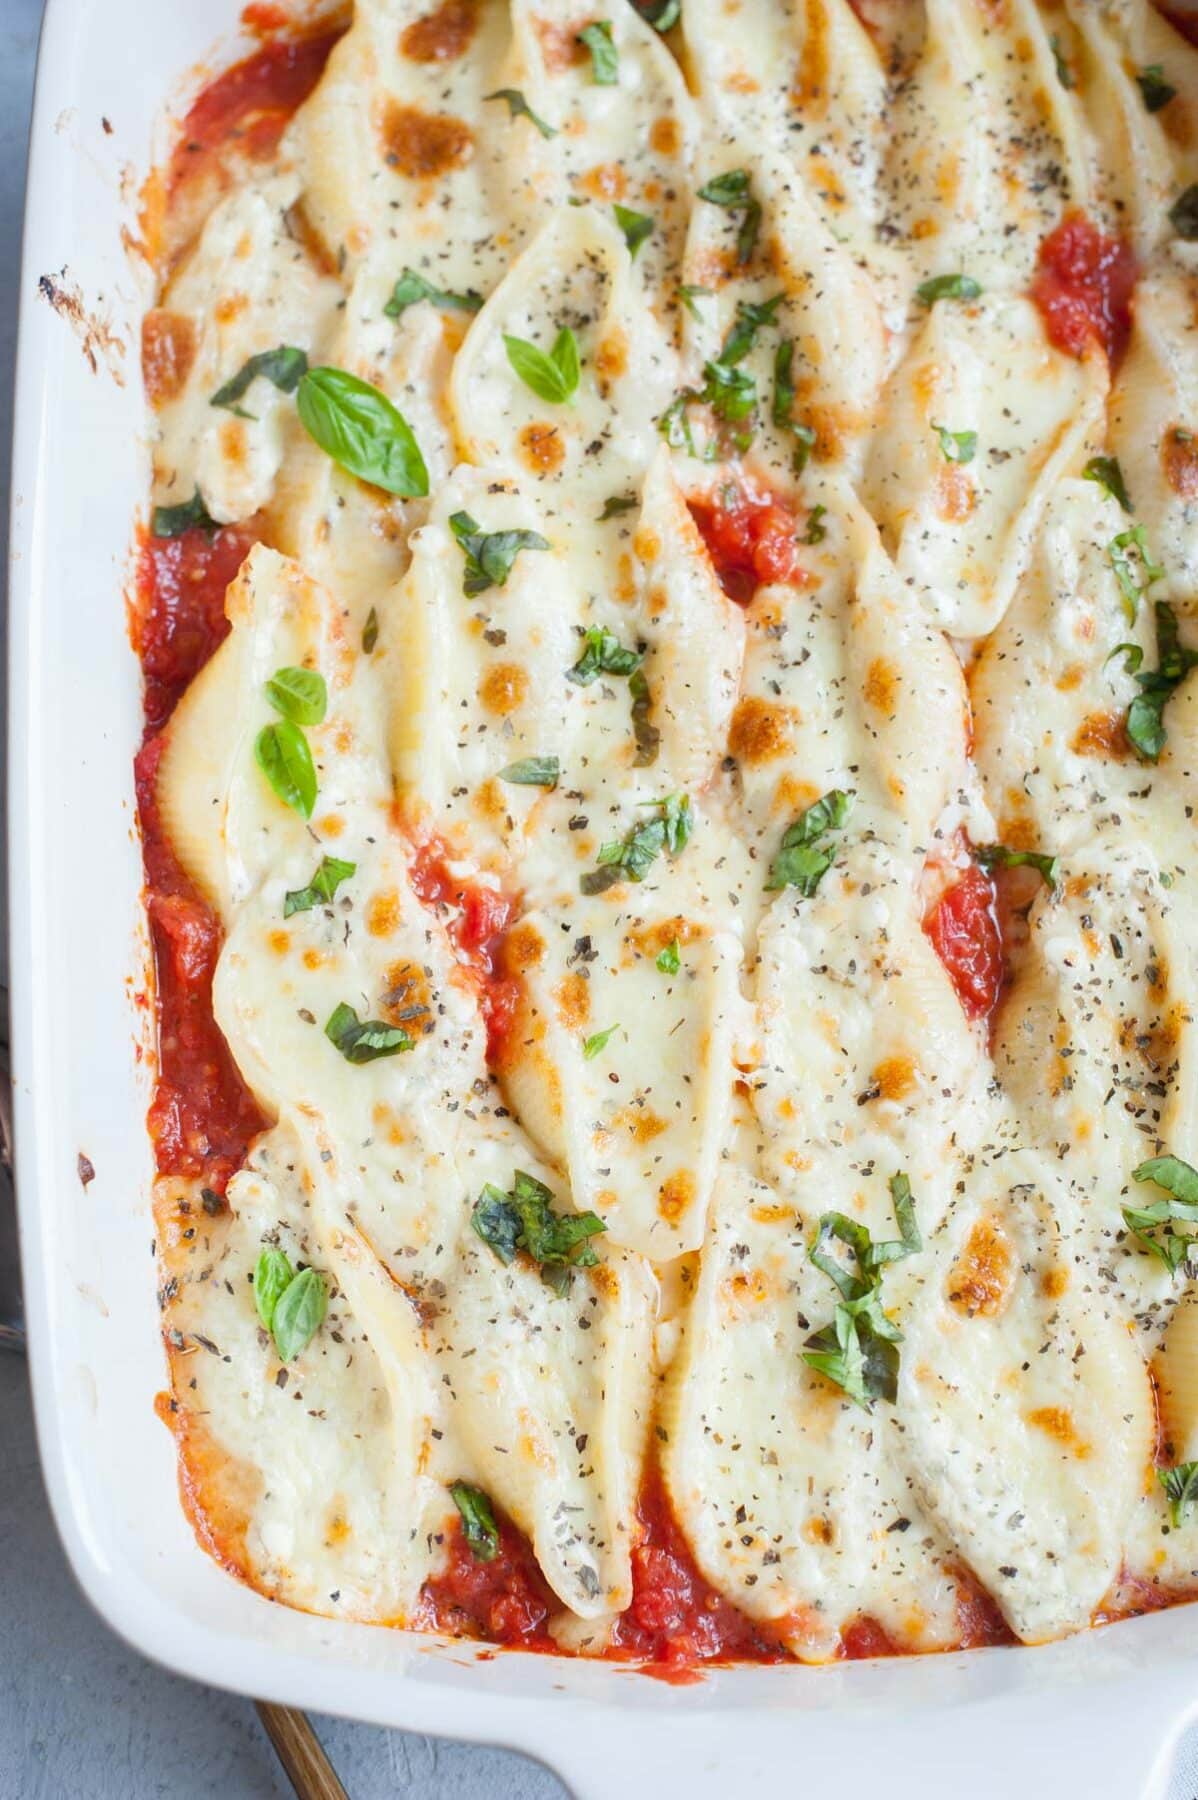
407,841,520,1062
608,1468,786,1669
1030,212,1138,367
419,1513,558,1651
689,481,807,605
166,28,342,207
923,862,1005,1024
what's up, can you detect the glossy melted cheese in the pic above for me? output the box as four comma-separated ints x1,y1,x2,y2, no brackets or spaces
145,0,1198,1655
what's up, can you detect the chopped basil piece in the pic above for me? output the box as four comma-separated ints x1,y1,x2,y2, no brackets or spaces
1123,1155,1198,1273
1083,455,1133,513
933,422,977,465
578,19,618,84
210,344,308,412
283,855,357,918
253,1248,294,1331
449,510,550,597
296,367,429,496
656,940,681,975
1158,1462,1198,1529
1050,32,1074,88
324,1001,413,1064
642,0,680,28
152,489,216,538
701,358,756,422
270,1266,328,1363
583,1023,619,1061
567,625,643,685
504,328,581,404
383,267,483,319
804,504,827,545
598,494,638,520
1169,184,1198,239
1105,641,1143,677
915,273,982,307
255,720,317,818
265,665,327,726
362,607,379,653
450,1481,499,1561
613,203,654,258
975,843,1059,889
773,342,814,470
678,284,713,318
1125,602,1198,760
581,793,692,894
629,667,660,766
1109,523,1164,621
499,756,560,787
484,88,557,138
803,1172,920,1409
471,1168,606,1296
720,293,785,366
697,168,760,264
766,788,854,895
1136,65,1176,113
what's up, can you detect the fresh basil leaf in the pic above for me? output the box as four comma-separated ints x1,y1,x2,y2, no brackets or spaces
720,293,785,367
485,87,557,138
1169,184,1198,239
324,1001,413,1064
1083,455,1133,513
450,1480,500,1561
1050,32,1074,88
383,267,483,319
598,494,638,521
915,273,982,307
696,168,760,264
678,284,713,318
270,1266,327,1362
1123,602,1198,760
283,855,357,918
1123,1155,1198,1272
804,504,827,545
766,788,854,894
449,510,549,597
1133,1155,1198,1207
642,0,680,28
471,1169,606,1292
210,344,308,412
1109,524,1165,622
933,422,977,465
803,1296,900,1410
255,720,317,818
1158,1462,1198,1528
701,358,756,422
265,665,327,726
578,19,618,83
802,1174,918,1408
503,328,581,404
629,667,660,766
253,1248,294,1331
362,607,379,654
613,203,654,258
152,489,216,538
567,625,643,684
499,756,560,787
656,939,681,975
772,340,796,427
582,794,691,893
975,843,1059,888
296,366,429,497
583,1023,619,1060
1105,641,1144,677
1137,64,1177,113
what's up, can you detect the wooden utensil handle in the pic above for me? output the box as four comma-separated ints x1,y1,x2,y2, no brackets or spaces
255,1700,350,1800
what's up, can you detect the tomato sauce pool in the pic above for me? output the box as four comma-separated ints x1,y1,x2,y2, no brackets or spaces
1030,211,1138,367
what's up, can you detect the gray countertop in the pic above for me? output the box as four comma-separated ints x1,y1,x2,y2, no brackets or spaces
0,5,1195,1797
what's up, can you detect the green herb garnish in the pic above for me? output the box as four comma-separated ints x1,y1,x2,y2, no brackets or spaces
766,789,854,894
265,665,327,726
583,1023,620,1060
803,1173,921,1409
1083,455,1133,513
1137,65,1177,113
283,855,356,918
643,0,680,28
581,793,692,894
296,367,428,497
362,607,379,654
485,88,557,138
499,756,560,787
629,668,659,766
324,1001,413,1064
253,1248,294,1330
504,328,581,404
1109,524,1164,621
255,721,317,818
152,489,216,538
915,273,982,307
598,494,638,521
1125,602,1198,761
933,423,977,465
383,268,483,319
472,1168,606,1295
974,844,1058,888
1124,1155,1198,1274
656,940,681,975
1050,32,1074,88
210,345,308,413
613,203,654,258
697,168,761,264
1169,184,1198,239
567,625,643,684
449,511,549,597
450,1481,500,1560
1158,1463,1198,1528
271,1266,328,1363
578,19,618,83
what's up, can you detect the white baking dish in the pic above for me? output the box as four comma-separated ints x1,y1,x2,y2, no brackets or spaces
9,4,1198,1794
